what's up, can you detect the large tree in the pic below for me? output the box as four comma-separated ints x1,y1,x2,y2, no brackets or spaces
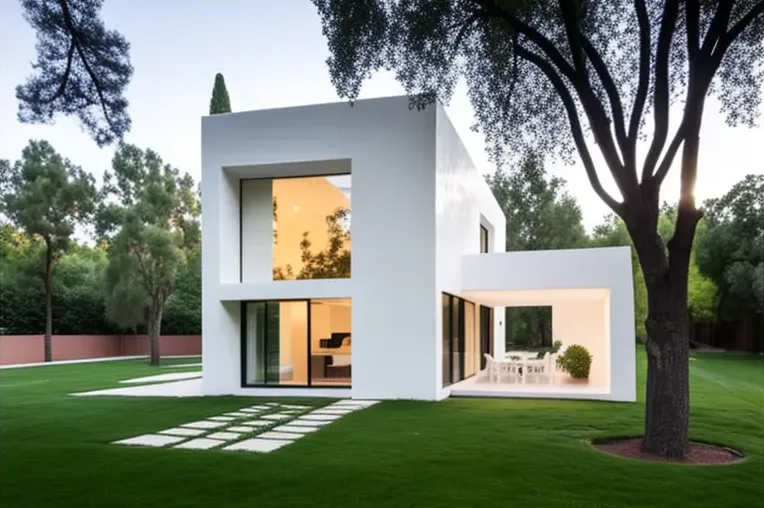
209,73,232,114
98,144,200,365
312,0,764,457
0,140,97,361
486,152,587,347
17,0,133,146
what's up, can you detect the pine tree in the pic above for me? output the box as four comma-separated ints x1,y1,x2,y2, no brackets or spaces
209,73,231,114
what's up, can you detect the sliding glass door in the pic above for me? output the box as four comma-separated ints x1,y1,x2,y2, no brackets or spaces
242,299,351,388
442,294,482,386
479,305,494,369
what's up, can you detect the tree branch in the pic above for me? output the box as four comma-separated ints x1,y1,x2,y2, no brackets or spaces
581,36,629,155
652,122,686,185
641,0,680,183
45,41,74,104
57,0,115,132
449,11,482,62
515,45,622,215
685,0,701,64
711,1,764,65
629,0,651,153
471,0,578,81
700,0,734,56
558,0,588,78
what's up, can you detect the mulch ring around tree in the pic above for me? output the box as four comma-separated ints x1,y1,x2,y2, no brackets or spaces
592,437,745,465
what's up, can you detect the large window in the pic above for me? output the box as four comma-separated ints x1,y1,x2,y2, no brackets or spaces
272,175,351,280
242,299,351,387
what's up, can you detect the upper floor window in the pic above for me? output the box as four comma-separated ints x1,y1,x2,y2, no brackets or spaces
480,225,489,253
272,175,351,280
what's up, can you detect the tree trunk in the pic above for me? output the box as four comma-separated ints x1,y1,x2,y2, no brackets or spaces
147,304,164,366
43,243,53,363
630,202,695,458
641,277,690,458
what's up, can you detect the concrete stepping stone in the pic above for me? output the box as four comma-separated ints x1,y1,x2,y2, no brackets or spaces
312,408,353,415
228,426,257,433
301,413,341,421
248,405,270,410
334,399,379,407
273,425,319,434
224,438,292,453
158,427,206,437
174,438,224,450
224,412,250,417
208,416,235,422
207,431,241,440
261,413,291,421
239,420,271,427
258,431,303,440
239,408,261,414
182,420,228,429
288,418,332,427
114,434,185,447
280,405,311,410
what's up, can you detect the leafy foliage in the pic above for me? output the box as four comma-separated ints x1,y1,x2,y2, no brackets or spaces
696,174,764,320
17,0,133,146
209,73,232,114
556,344,593,379
1,140,97,359
99,144,200,363
0,226,201,335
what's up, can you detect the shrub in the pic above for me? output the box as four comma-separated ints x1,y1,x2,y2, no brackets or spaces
556,344,592,379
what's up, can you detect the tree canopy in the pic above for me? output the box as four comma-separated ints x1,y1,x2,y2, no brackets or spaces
98,144,200,364
1,140,97,360
486,152,587,251
209,73,232,114
696,174,764,320
17,0,133,146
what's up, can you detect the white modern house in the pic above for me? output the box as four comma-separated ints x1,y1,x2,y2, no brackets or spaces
201,96,636,403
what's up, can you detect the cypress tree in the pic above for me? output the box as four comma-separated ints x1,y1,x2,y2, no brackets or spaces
209,73,232,114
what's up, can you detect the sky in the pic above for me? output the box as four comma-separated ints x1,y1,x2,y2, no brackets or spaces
1,0,762,231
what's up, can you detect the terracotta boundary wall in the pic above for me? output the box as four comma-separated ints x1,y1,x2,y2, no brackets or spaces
0,335,201,366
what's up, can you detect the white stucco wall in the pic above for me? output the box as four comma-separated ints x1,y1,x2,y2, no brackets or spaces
434,104,507,398
202,96,439,400
460,247,635,402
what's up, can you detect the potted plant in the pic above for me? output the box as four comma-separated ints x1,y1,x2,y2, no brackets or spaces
556,344,592,383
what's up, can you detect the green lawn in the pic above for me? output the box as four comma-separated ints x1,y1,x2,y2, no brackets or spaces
0,352,762,508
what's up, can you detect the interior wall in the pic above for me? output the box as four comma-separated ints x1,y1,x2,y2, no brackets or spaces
278,302,308,384
240,179,273,282
552,298,609,388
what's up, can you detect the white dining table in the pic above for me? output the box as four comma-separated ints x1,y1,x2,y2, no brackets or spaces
502,352,546,384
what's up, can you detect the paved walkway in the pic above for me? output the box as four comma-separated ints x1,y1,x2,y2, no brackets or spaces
72,378,203,398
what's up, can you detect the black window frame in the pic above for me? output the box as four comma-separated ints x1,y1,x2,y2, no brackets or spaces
240,298,351,389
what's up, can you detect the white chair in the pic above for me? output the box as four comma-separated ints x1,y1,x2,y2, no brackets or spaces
522,353,555,384
484,354,520,384
483,354,499,382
